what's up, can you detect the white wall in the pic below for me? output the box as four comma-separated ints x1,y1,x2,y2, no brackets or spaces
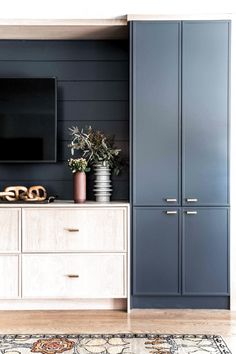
0,0,234,19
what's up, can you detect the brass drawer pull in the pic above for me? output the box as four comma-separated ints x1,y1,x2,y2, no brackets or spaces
66,274,79,278
65,228,79,232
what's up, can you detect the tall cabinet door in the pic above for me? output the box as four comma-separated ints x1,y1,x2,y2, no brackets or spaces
183,208,229,295
182,21,230,206
131,21,181,206
133,208,180,295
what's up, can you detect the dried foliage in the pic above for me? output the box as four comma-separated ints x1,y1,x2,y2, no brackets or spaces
68,126,122,175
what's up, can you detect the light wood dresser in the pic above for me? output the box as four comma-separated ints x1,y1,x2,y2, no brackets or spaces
0,201,130,311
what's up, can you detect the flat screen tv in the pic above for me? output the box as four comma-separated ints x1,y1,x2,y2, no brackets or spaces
0,77,57,162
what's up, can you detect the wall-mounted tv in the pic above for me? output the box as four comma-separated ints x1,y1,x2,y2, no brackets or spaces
0,77,57,162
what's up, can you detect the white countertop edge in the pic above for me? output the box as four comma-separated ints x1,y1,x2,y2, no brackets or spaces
0,200,130,208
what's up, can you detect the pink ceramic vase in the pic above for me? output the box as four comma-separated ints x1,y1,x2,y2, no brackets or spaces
73,172,86,203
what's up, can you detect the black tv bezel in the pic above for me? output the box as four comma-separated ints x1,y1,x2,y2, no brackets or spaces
0,76,57,163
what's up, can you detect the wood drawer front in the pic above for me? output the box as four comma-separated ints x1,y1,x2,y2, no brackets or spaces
0,255,19,298
22,254,126,299
0,209,20,252
22,208,126,252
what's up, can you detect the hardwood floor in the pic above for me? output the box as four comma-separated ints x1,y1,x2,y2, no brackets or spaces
0,310,235,352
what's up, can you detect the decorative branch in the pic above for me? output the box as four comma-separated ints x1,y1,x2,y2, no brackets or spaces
68,126,122,175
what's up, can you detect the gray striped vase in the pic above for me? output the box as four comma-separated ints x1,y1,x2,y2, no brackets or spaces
93,163,112,202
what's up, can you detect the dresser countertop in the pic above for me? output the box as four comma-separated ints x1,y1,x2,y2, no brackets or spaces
0,200,130,208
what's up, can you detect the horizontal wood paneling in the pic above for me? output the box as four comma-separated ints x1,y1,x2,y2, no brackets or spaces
58,81,128,101
0,163,129,181
58,101,128,121
0,41,129,61
58,121,129,140
0,61,128,81
0,40,129,201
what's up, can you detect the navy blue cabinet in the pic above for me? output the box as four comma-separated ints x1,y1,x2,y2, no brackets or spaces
131,20,230,308
133,208,180,295
132,21,181,206
183,208,229,295
182,22,230,206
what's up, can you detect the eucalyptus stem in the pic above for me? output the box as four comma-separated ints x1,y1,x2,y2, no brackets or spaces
68,126,122,175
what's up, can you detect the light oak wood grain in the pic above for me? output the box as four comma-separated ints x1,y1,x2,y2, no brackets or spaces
0,209,20,252
0,202,129,208
22,253,127,299
0,310,235,351
0,204,129,310
0,255,19,298
0,299,126,310
0,19,127,26
22,207,127,252
0,20,128,40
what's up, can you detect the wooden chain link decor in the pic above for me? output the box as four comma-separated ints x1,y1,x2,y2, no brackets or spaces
0,185,47,202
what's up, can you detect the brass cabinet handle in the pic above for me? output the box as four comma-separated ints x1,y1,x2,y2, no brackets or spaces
66,274,79,278
186,211,198,215
166,211,178,215
165,198,177,202
186,198,198,202
65,228,79,232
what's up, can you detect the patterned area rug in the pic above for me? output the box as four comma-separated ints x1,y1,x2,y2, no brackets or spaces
0,334,231,354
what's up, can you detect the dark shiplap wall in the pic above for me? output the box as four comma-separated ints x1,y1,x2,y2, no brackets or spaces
0,40,129,200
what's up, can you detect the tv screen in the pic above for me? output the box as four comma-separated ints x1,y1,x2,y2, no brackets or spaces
0,77,57,162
